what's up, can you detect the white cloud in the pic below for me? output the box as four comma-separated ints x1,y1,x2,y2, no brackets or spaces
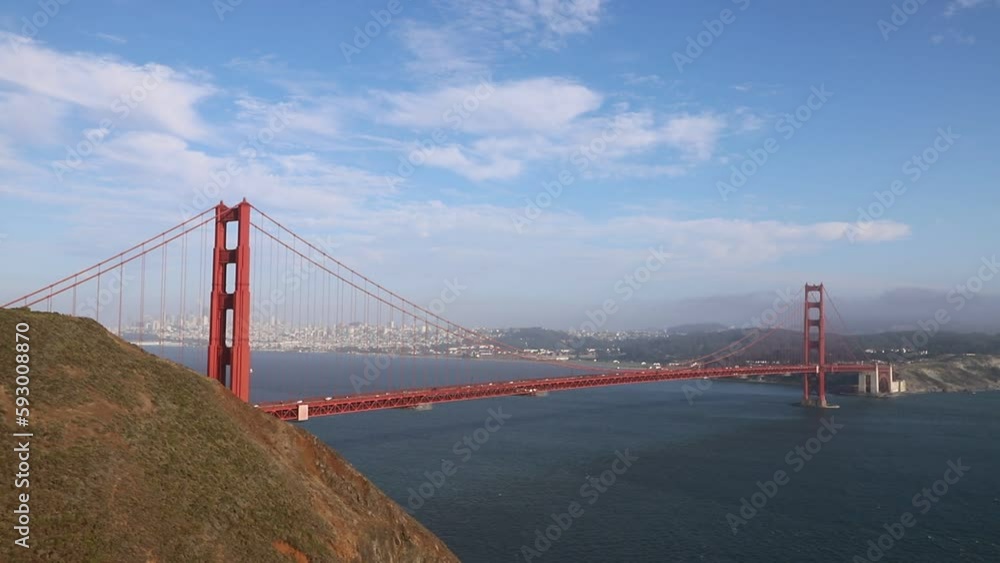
235,95,339,141
567,110,728,166
0,134,49,177
584,216,911,263
534,0,604,38
660,114,727,162
0,91,69,144
221,197,911,286
84,131,393,212
945,0,991,17
0,107,915,321
323,205,914,289
733,107,766,133
381,77,602,134
398,22,490,79
421,145,524,181
375,76,735,180
0,13,936,325
838,220,912,243
1,111,911,270
0,33,216,141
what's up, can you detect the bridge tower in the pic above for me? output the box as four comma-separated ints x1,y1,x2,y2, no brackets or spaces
207,200,252,402
802,283,827,407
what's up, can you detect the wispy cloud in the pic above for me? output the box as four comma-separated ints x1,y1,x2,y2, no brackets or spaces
730,82,782,95
397,0,606,79
92,32,127,44
398,22,491,80
659,114,727,162
373,77,737,181
442,0,605,50
929,29,979,45
0,33,216,141
944,0,993,17
380,77,602,134
0,19,916,317
621,73,664,87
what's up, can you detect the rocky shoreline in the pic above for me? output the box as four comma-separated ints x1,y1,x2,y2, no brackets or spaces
893,354,1000,394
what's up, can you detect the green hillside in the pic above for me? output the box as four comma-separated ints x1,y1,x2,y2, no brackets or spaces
0,309,458,562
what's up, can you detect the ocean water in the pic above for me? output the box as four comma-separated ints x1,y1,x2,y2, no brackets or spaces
155,349,1000,562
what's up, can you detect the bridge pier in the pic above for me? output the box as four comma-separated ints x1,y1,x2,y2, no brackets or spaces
801,367,831,408
858,364,902,395
817,369,827,407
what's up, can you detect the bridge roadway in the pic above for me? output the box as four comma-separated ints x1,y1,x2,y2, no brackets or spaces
258,362,877,421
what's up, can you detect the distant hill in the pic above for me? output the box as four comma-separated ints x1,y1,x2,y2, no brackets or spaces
0,309,457,562
497,327,569,350
548,325,1000,365
665,322,729,334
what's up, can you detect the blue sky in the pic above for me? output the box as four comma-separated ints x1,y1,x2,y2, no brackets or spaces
0,0,998,329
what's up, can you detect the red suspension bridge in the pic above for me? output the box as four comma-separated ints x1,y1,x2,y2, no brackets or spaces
2,200,887,421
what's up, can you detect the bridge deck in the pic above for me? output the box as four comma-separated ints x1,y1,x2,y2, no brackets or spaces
258,363,877,421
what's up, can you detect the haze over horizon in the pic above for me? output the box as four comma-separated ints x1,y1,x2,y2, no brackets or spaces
1,0,998,331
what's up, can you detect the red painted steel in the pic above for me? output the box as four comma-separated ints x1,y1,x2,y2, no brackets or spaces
803,283,827,406
206,200,252,402
258,362,877,421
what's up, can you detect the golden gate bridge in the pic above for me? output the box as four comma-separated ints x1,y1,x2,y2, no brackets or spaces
2,200,886,421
